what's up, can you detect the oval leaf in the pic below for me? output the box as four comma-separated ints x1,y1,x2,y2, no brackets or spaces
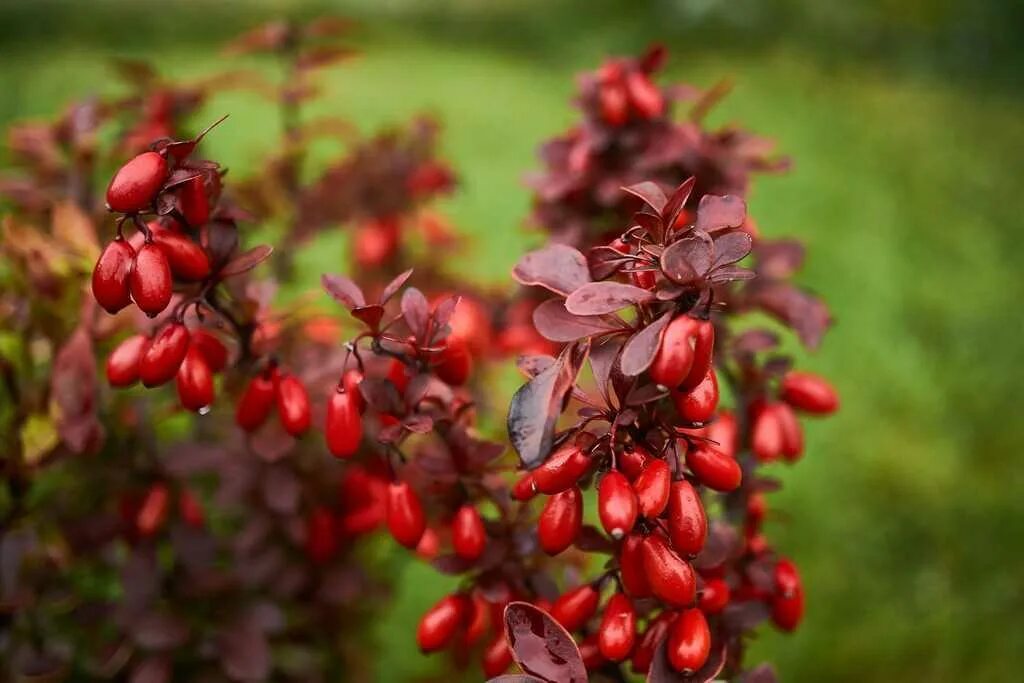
321,274,365,309
712,230,753,267
565,281,654,316
533,299,621,343
622,181,668,213
660,235,712,284
619,311,672,376
220,244,273,277
696,194,746,232
380,268,413,304
513,245,591,296
401,287,430,338
504,602,587,683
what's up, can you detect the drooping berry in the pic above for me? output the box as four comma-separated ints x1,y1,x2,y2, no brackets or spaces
342,368,365,412
511,472,537,501
92,239,135,314
151,227,210,281
598,592,637,662
538,486,583,555
672,367,718,423
129,242,173,317
178,174,210,227
532,443,591,494
706,411,738,458
631,611,674,674
386,481,426,549
698,577,730,614
189,328,228,372
275,373,311,436
451,504,486,561
679,320,714,392
619,532,651,598
780,371,838,414
417,594,466,652
599,80,629,127
106,334,148,387
773,402,804,461
598,471,638,539
435,337,472,386
649,316,697,388
667,480,707,556
641,534,696,607
482,633,513,677
625,70,664,119
751,402,783,462
106,151,168,213
618,445,651,480
771,559,805,631
685,445,742,492
139,323,190,387
550,584,599,632
633,458,671,519
325,388,362,458
235,370,276,431
176,344,214,412
667,608,711,674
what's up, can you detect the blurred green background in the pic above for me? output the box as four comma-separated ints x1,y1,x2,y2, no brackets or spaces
3,0,1023,681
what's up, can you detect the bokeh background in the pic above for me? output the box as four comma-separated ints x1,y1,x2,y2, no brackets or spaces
2,0,1023,681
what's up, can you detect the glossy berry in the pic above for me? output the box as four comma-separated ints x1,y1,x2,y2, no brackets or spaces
780,371,838,414
641,534,696,607
106,334,148,387
178,174,210,227
176,345,214,412
139,323,190,387
151,227,210,281
511,472,537,501
129,242,173,317
751,403,783,462
136,483,170,538
325,388,362,458
667,608,711,674
482,633,513,677
598,471,638,539
685,445,742,492
773,402,804,460
619,532,651,598
452,504,486,561
679,320,714,392
625,70,664,118
275,374,311,436
550,584,599,632
578,634,606,671
235,371,276,431
435,337,472,386
672,368,719,423
599,80,629,126
106,151,167,213
618,445,651,480
417,594,466,652
649,316,696,388
698,577,730,614
667,480,707,556
706,411,738,458
386,481,426,549
771,558,804,631
598,592,636,662
632,611,674,674
633,458,671,519
190,329,228,372
532,443,591,494
538,486,583,555
341,368,365,412
92,239,135,313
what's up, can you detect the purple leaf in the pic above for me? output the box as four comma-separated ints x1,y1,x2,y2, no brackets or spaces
220,244,273,277
660,237,709,285
622,181,667,213
430,295,461,340
712,231,753,267
662,177,696,229
380,268,413,304
132,612,189,650
564,281,654,316
587,245,630,280
513,245,591,296
358,377,404,415
647,637,726,683
517,354,557,378
588,334,626,407
709,266,756,284
620,311,672,376
722,601,771,633
51,327,102,454
402,414,434,434
504,602,587,683
749,282,832,349
733,329,779,354
755,239,805,279
693,521,741,570
322,274,366,309
218,618,270,682
507,342,588,469
532,299,622,342
350,304,385,331
696,194,746,232
625,382,669,406
739,663,779,683
401,287,430,339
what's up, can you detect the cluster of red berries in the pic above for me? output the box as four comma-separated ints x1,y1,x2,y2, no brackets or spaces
590,54,665,127
236,362,313,437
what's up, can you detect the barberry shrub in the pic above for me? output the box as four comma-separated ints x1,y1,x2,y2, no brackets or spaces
0,22,836,683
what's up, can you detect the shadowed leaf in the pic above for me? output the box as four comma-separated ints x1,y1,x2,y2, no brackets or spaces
321,274,366,309
565,281,654,316
533,299,622,342
504,602,587,683
221,245,273,277
696,194,746,232
513,245,591,296
620,311,672,376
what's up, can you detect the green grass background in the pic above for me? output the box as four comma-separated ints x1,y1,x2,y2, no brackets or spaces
2,1,1023,680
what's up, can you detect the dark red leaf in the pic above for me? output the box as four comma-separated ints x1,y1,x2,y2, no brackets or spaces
587,245,631,280
133,612,189,650
693,521,740,570
512,245,591,296
380,268,413,304
321,274,366,309
351,304,385,330
709,266,756,284
696,194,746,232
661,234,713,285
504,602,587,683
402,414,434,434
401,287,430,339
588,334,626,406
619,311,672,376
517,354,557,378
220,245,273,277
625,382,669,406
430,295,461,340
754,239,805,279
564,281,654,316
712,231,753,267
129,657,171,683
640,43,668,72
532,299,622,342
739,663,779,683
733,329,779,354
662,177,696,229
722,601,770,633
622,181,667,213
748,281,831,349
51,327,102,454
574,525,615,553
358,377,404,415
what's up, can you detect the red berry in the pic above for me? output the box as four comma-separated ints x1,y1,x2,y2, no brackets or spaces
679,320,714,392
649,316,697,388
275,374,311,436
599,81,629,126
417,594,466,652
672,367,718,423
625,70,664,118
178,174,210,227
706,411,738,458
353,218,399,268
416,527,440,560
685,445,742,492
641,534,696,607
435,337,472,386
92,238,135,313
305,506,339,564
598,593,636,662
106,334,148,387
774,557,801,597
136,483,170,538
538,486,583,555
667,480,707,556
667,608,711,674
633,458,671,519
780,371,838,414
550,584,599,632
631,611,674,674
106,151,167,213
751,402,783,462
619,532,651,598
481,634,513,677
386,481,426,549
452,504,486,561
698,577,730,614
578,634,606,670
189,329,228,372
747,492,767,528
176,344,214,412
598,471,638,539
618,445,651,480
771,559,804,631
342,368,365,412
325,388,362,458
773,402,804,461
139,323,190,387
129,242,173,317
532,443,591,494
511,472,537,501
178,489,204,528
236,370,276,431
151,227,210,281
386,358,410,394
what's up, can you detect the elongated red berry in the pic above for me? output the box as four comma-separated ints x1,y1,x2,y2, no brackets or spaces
417,594,466,652
276,373,311,436
781,371,838,414
706,411,737,458
699,577,730,614
599,81,629,126
176,344,214,411
136,483,170,538
106,334,148,387
482,633,513,677
452,504,486,561
679,320,714,392
139,323,190,387
106,151,167,213
129,242,172,317
511,472,537,501
598,471,638,539
667,480,707,556
179,174,210,227
92,239,135,313
342,368,365,412
325,388,362,458
751,402,782,462
598,593,636,662
435,337,472,386
672,368,718,423
641,535,696,606
667,608,711,673
550,584,599,632
236,370,276,431
387,481,426,549
649,316,697,388
631,611,674,674
151,227,210,281
178,489,204,528
538,486,583,555
189,329,228,372
626,71,664,119
619,532,651,598
532,443,591,494
771,558,804,631
773,402,804,460
633,459,671,519
685,445,741,492
619,445,651,480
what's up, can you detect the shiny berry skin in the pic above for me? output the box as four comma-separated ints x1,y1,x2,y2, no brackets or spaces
631,611,674,674
511,472,537,501
578,634,606,670
129,242,173,317
139,323,190,387
435,337,472,386
325,388,362,458
771,559,804,631
136,483,170,538
625,70,664,118
685,445,742,492
386,481,426,549
598,471,638,539
190,329,228,372
235,371,276,431
538,486,583,555
550,584,599,632
706,411,738,458
698,577,730,614
106,334,148,387
641,534,696,607
618,445,651,480
751,403,783,462
451,504,486,561
92,239,135,313
667,608,711,674
151,227,210,281
179,174,210,227
773,402,804,460
633,458,671,519
649,316,697,388
667,480,707,556
532,443,591,494
672,368,719,423
599,81,629,126
106,151,167,213
774,558,801,597
275,374,311,436
679,320,714,392
305,506,339,564
342,368,365,412
176,345,214,412
415,527,440,560
781,371,838,414
619,532,651,598
417,594,466,652
481,633,513,677
598,592,636,662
